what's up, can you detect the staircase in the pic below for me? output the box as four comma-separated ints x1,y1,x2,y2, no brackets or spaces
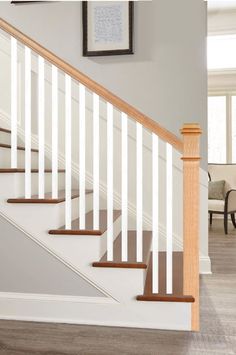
0,18,202,331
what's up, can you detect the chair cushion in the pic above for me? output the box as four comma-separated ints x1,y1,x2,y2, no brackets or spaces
208,164,236,191
208,199,224,212
208,180,225,200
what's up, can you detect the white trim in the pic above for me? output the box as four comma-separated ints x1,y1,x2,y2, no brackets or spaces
200,256,212,274
0,292,114,304
0,292,191,331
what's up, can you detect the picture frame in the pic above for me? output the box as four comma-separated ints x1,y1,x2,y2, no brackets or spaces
82,1,134,57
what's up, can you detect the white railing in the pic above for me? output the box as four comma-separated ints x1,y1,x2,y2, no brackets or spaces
24,46,31,198
0,19,201,330
8,35,178,293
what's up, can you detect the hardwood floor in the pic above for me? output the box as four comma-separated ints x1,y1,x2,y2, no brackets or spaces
0,219,236,354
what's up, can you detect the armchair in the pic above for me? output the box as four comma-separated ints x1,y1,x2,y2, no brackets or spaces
208,164,236,234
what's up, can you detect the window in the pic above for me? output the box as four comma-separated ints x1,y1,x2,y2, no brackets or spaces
232,96,236,162
208,94,236,164
208,96,226,163
208,35,236,70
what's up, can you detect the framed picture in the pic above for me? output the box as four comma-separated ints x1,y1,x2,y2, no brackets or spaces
82,1,134,57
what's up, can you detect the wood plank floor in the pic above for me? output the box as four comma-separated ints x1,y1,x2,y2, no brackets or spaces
0,219,236,354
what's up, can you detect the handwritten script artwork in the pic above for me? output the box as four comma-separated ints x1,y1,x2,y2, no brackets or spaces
94,4,123,44
83,1,134,56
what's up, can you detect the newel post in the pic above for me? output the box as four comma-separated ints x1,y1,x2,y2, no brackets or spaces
181,123,202,331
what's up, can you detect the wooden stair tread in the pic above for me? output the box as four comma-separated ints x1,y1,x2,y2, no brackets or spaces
0,143,38,152
7,189,93,204
136,252,195,303
93,231,152,269
49,210,121,235
0,169,65,173
0,127,11,134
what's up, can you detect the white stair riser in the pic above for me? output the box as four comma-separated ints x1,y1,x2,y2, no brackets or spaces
0,149,52,169
0,174,66,198
0,192,94,231
0,132,11,145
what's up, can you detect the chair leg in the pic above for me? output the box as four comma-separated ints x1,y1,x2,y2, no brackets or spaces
210,213,213,225
224,213,228,235
231,213,236,228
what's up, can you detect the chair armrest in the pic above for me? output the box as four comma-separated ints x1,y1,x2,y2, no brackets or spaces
225,189,236,213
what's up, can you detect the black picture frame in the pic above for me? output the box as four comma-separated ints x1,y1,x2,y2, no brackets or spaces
82,1,134,57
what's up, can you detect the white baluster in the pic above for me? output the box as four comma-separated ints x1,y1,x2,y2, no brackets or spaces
38,56,45,198
107,103,113,261
152,133,159,293
121,113,128,262
79,83,86,230
11,37,17,169
24,47,31,198
65,74,72,229
136,122,143,262
166,143,173,294
52,65,58,199
93,93,99,230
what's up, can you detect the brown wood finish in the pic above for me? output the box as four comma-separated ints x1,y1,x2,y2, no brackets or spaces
0,143,38,152
0,18,183,152
0,127,11,134
93,230,152,269
7,189,93,204
49,210,121,236
181,123,202,330
136,252,195,303
0,168,65,173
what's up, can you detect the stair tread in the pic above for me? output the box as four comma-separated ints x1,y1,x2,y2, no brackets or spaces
0,127,11,134
49,209,121,235
0,168,65,173
0,143,38,152
136,252,195,303
7,189,93,204
93,231,152,269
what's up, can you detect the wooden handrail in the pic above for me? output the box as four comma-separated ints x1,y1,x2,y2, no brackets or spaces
0,18,183,152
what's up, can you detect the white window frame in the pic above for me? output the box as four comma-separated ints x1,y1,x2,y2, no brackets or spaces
208,90,236,164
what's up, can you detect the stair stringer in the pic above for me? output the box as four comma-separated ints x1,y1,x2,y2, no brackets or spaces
0,193,192,330
0,173,145,301
0,209,191,331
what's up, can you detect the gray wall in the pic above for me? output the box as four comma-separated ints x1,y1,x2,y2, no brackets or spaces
0,215,104,297
0,0,208,167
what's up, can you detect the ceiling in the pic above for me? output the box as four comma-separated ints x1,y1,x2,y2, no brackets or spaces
208,1,236,11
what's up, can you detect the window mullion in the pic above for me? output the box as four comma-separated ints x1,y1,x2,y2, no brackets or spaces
226,94,232,164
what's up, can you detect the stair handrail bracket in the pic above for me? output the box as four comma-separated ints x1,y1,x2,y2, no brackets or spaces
181,123,202,331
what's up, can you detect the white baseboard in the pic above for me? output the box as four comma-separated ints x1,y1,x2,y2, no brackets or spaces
0,292,191,331
200,256,212,274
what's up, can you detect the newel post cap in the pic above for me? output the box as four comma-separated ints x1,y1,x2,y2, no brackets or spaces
180,123,202,135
